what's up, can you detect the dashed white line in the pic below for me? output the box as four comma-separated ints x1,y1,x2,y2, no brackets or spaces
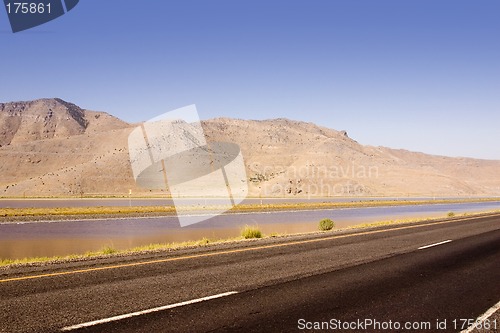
460,300,500,333
60,291,238,331
418,239,452,250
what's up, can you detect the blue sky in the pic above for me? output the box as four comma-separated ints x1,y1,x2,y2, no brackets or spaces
1,1,499,159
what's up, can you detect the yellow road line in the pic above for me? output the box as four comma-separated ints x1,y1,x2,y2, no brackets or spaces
1,214,498,284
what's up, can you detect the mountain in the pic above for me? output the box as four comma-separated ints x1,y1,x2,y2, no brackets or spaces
0,98,128,146
203,118,500,197
0,98,499,197
0,99,133,196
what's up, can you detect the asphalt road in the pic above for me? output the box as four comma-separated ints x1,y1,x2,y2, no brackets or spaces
0,214,499,332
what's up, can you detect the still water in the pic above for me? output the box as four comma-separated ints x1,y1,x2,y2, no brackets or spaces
1,201,499,260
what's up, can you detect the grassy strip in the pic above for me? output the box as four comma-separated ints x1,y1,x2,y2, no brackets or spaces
1,198,499,218
2,210,499,268
0,206,177,217
232,198,500,212
0,237,240,267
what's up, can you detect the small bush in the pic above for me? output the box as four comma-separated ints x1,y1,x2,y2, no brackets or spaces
319,218,335,231
241,225,262,239
447,212,455,217
101,246,117,255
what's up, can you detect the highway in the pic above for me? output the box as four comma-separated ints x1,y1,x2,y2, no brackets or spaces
0,214,499,332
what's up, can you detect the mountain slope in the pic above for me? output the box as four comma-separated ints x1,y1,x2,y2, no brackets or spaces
0,99,499,197
0,99,134,196
203,118,500,197
0,98,128,146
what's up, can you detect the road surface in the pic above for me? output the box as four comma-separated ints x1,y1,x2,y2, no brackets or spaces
0,213,499,332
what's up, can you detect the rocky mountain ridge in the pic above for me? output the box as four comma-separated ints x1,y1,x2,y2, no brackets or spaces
1,98,499,197
0,98,129,146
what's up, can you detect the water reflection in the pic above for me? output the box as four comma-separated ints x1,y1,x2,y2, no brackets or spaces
1,201,499,260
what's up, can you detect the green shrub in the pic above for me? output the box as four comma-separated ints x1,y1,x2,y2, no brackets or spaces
241,225,262,239
319,218,335,231
101,246,117,255
447,212,455,217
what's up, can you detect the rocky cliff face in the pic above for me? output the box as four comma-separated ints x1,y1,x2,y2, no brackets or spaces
0,99,86,146
0,98,128,147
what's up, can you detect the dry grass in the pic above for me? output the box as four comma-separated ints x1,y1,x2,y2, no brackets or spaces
241,225,262,239
1,209,499,268
0,237,243,267
1,198,499,218
0,206,177,217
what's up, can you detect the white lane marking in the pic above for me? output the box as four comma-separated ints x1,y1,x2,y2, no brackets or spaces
460,300,500,333
418,239,452,250
60,291,238,331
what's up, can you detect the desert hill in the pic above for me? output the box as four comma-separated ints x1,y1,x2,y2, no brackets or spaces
0,99,133,196
203,118,500,197
0,99,128,146
0,98,499,197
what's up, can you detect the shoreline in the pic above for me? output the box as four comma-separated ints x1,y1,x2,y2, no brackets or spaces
2,210,499,269
1,197,500,223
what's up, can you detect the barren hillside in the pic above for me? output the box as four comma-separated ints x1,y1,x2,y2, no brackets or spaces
203,118,500,197
1,99,499,197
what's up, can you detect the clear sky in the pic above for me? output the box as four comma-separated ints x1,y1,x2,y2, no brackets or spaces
1,1,499,159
